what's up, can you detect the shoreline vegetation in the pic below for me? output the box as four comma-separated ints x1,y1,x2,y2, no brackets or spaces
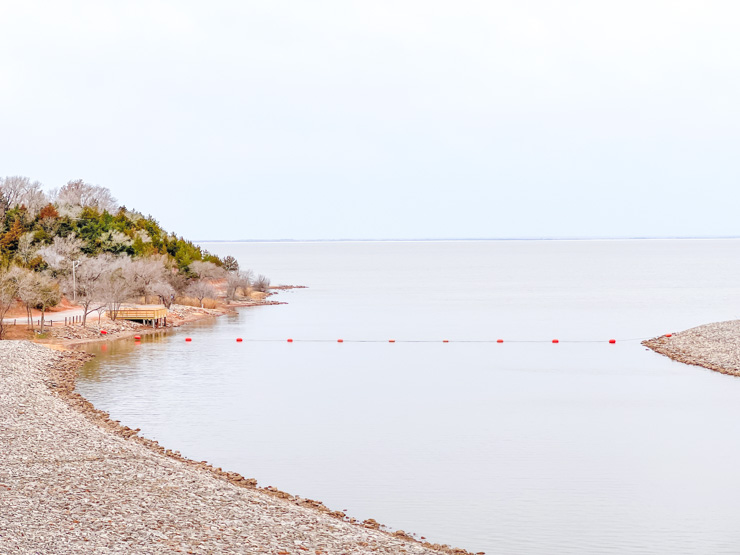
0,176,273,339
0,177,476,553
643,320,740,377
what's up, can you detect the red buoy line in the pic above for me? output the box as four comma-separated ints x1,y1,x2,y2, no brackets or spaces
196,336,658,344
173,334,674,344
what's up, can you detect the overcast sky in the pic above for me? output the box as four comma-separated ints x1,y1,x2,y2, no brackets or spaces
1,1,738,240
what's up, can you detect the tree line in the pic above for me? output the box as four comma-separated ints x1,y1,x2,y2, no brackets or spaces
0,176,268,338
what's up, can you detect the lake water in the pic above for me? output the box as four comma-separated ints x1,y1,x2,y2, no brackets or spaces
77,239,740,554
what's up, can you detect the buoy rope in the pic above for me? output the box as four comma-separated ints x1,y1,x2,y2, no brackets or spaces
221,337,653,344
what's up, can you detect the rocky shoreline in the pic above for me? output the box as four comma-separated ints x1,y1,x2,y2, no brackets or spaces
643,320,740,377
0,340,476,554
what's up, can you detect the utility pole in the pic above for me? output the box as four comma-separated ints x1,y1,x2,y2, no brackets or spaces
72,260,81,302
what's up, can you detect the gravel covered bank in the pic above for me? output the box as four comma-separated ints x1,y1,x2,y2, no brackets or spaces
0,342,472,554
643,320,740,377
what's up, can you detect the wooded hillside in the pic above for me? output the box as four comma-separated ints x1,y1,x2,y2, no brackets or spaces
0,176,221,271
0,176,263,337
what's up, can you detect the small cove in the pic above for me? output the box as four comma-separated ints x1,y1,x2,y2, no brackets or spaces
78,239,740,554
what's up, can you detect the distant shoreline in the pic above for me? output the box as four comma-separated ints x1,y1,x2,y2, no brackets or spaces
198,236,740,243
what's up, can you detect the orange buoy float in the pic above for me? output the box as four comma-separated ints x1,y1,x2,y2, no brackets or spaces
497,339,504,343
552,339,559,343
443,339,449,343
609,339,616,344
337,339,344,343
665,333,672,338
134,335,141,340
236,338,243,342
287,338,293,342
389,339,395,343
185,337,192,342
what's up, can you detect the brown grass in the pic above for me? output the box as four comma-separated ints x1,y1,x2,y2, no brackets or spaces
175,296,219,309
2,326,35,340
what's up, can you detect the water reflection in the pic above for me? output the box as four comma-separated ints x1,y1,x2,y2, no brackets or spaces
79,332,168,380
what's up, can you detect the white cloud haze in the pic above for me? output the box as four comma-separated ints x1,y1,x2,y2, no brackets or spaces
1,1,738,239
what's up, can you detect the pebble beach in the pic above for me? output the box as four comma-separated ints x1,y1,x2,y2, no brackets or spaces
643,320,740,377
0,341,472,554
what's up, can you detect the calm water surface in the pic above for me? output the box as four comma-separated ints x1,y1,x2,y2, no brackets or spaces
78,240,740,554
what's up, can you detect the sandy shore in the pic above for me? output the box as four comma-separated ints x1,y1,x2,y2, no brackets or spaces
643,320,740,377
1,336,475,553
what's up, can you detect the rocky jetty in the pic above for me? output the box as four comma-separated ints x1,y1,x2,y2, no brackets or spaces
643,320,740,377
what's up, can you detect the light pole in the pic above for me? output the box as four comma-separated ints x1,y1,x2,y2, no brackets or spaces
71,260,81,302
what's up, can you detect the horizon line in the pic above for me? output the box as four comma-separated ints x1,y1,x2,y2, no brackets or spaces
195,235,740,243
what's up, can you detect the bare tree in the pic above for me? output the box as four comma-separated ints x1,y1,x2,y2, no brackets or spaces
38,234,84,271
37,234,84,298
15,269,60,333
0,267,21,339
226,270,252,302
100,257,134,320
51,179,118,212
67,255,109,326
189,260,225,280
23,188,48,218
151,281,176,308
164,269,189,298
34,273,61,333
253,274,271,292
92,305,107,326
130,256,167,303
14,267,39,330
185,279,216,308
15,232,38,266
0,176,48,216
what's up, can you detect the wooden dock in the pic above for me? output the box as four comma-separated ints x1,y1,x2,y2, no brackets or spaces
116,306,168,328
